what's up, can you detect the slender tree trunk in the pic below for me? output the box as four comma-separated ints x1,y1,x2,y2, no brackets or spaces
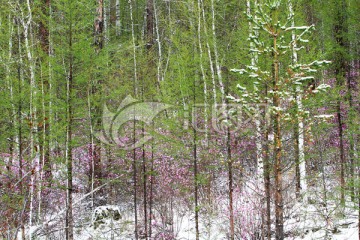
22,0,40,235
227,115,234,240
16,18,26,240
193,113,200,240
153,0,163,84
141,90,147,240
116,0,120,36
198,0,216,105
142,143,147,239
271,7,284,238
141,1,156,237
210,0,225,102
87,83,96,208
47,0,54,189
39,0,50,53
247,0,263,186
358,145,360,239
109,0,116,38
95,0,104,50
264,92,271,240
133,146,138,240
38,0,51,220
129,1,138,238
289,0,307,201
337,101,346,205
142,142,148,239
247,3,266,237
193,67,199,240
6,13,16,188
146,0,154,49
65,69,74,240
208,1,234,238
196,0,209,150
65,2,74,239
346,12,355,202
149,142,154,239
89,0,105,207
333,0,348,206
294,122,301,198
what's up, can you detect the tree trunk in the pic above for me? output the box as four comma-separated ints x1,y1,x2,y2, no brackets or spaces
95,0,104,50
346,5,355,202
23,0,40,235
146,0,154,49
38,0,52,219
65,1,74,239
333,0,348,206
193,77,200,240
90,0,105,206
16,18,26,240
129,1,138,238
289,0,307,201
264,94,271,240
116,0,120,36
337,101,346,205
271,7,284,238
227,125,234,240
149,143,154,239
209,1,233,238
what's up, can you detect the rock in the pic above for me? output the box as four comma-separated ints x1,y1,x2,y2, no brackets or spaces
92,205,122,229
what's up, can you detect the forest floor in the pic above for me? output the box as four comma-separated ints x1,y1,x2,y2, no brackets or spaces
73,188,359,239
24,175,359,239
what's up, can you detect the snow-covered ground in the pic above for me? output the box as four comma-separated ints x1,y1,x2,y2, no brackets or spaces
71,192,359,240
72,202,358,239
17,175,360,239
17,197,359,240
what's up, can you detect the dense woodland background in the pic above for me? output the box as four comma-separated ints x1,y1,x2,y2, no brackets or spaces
0,0,359,239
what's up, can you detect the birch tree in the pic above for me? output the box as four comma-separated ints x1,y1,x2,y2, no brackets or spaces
288,0,307,202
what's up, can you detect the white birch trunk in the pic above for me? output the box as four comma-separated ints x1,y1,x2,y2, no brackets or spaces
153,0,163,83
22,0,39,237
197,0,209,144
210,0,224,103
200,0,216,104
289,0,307,200
116,0,120,36
129,0,138,94
209,2,234,238
104,0,109,43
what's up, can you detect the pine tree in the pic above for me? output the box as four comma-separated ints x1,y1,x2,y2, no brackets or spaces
230,1,330,238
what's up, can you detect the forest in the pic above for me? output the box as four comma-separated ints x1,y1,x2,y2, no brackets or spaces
0,0,359,239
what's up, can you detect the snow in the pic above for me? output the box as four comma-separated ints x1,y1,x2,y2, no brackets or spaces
290,203,359,240
19,196,359,240
230,68,247,74
314,114,334,119
236,83,247,91
313,83,331,93
14,159,360,240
